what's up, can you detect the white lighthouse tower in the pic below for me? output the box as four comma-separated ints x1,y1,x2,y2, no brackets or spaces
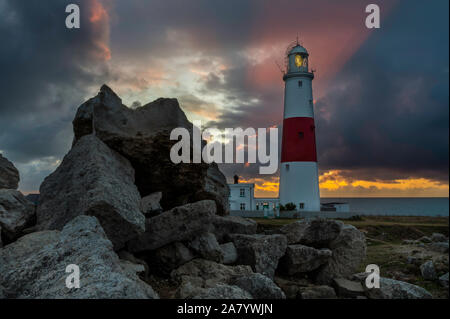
279,42,320,211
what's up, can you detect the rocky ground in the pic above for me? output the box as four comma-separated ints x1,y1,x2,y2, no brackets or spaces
258,216,449,299
0,85,446,299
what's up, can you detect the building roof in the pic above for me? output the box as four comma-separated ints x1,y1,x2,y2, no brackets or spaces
289,44,308,55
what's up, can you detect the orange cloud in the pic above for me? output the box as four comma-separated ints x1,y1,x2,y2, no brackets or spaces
89,0,111,61
237,169,448,198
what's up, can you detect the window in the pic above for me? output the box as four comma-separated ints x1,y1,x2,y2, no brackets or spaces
240,203,246,210
256,203,259,210
299,203,305,209
298,81,303,87
240,188,245,197
286,164,290,171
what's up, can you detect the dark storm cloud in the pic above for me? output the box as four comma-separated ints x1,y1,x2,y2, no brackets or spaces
315,0,449,182
212,0,449,183
0,0,110,190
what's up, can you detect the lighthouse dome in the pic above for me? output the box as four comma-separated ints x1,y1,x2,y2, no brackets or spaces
289,44,308,55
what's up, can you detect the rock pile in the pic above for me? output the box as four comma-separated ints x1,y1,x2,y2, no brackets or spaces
0,85,435,299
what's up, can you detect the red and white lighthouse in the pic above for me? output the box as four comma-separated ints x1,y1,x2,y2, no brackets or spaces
279,43,320,211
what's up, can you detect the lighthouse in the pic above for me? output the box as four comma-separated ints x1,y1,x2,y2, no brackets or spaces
279,43,320,211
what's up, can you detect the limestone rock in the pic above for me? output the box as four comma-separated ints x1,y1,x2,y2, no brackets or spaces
0,154,19,189
431,233,447,242
230,273,285,299
150,242,195,275
299,285,337,299
192,284,253,299
140,192,163,217
278,218,343,247
230,234,287,279
332,278,365,298
420,260,437,281
0,189,35,242
279,244,332,275
221,242,238,264
315,224,366,285
212,215,258,242
0,216,158,299
128,200,216,252
171,259,253,298
36,134,144,249
428,242,449,254
365,277,432,299
72,85,229,215
187,232,223,263
439,273,449,288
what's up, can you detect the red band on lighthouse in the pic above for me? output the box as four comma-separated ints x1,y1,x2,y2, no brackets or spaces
281,117,317,163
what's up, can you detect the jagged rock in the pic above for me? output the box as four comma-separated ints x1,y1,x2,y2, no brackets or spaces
171,259,253,298
279,244,332,275
0,284,5,299
299,286,337,299
192,284,253,299
187,232,223,263
315,224,366,285
431,233,447,242
212,215,258,242
150,242,195,275
0,154,19,189
128,200,216,252
274,277,311,299
72,85,229,215
140,192,163,217
230,234,287,279
418,236,432,243
0,216,158,299
364,277,432,299
0,189,35,242
439,273,449,288
333,278,365,298
230,273,285,299
428,242,449,254
420,260,437,280
36,135,144,250
117,250,149,278
221,242,238,264
278,218,343,247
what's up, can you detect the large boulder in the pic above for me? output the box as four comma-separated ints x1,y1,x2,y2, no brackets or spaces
420,260,437,281
0,216,158,298
212,215,258,242
315,224,366,285
128,200,216,252
431,233,447,242
364,277,432,299
36,134,144,249
230,273,286,299
192,284,253,299
332,278,365,298
171,259,253,298
0,189,35,242
278,218,343,247
279,244,332,275
230,234,287,279
187,232,223,263
72,85,229,215
220,242,238,264
299,286,337,299
150,242,195,275
140,192,163,217
0,154,19,189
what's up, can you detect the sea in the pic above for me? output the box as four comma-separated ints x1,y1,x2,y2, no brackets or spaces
321,198,449,217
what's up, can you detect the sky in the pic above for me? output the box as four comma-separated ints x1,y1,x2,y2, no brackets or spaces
0,0,448,198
